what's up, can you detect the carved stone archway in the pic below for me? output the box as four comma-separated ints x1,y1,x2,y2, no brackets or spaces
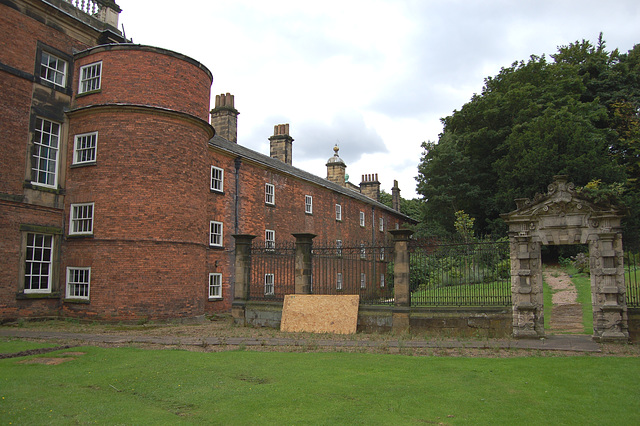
502,176,628,342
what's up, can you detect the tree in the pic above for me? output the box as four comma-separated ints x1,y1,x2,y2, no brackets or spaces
416,37,640,246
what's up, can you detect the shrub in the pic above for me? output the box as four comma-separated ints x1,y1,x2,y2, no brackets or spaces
571,252,590,274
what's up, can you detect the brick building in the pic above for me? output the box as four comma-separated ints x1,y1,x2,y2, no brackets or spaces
0,0,416,322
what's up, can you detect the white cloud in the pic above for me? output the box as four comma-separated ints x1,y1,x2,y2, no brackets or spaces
116,0,640,198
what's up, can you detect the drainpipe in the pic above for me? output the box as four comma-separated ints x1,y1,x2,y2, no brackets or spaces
234,157,241,234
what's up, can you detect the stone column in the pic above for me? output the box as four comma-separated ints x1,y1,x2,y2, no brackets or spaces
293,233,316,294
389,229,413,334
591,232,629,341
231,234,256,325
510,233,544,338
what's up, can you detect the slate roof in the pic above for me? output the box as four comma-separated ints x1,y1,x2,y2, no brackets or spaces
208,135,417,223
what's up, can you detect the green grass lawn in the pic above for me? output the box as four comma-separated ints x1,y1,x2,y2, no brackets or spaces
543,265,593,334
2,346,639,425
0,339,58,354
567,266,594,334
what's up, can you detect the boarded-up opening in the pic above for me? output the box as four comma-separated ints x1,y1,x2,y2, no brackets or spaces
280,295,359,334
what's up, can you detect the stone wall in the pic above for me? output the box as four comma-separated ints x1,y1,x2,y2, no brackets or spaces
241,302,512,337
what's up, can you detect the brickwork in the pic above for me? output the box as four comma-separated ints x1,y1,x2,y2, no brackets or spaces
0,201,64,320
209,149,402,246
62,240,207,320
73,46,213,121
0,2,91,73
63,107,213,319
0,73,32,195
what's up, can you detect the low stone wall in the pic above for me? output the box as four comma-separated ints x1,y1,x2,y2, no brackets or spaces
239,301,512,338
628,308,640,342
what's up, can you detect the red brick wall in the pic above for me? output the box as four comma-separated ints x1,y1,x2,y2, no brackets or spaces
0,201,64,320
209,150,403,245
73,46,212,121
0,73,32,195
0,3,91,73
0,2,93,196
204,148,407,313
64,110,212,320
0,1,99,321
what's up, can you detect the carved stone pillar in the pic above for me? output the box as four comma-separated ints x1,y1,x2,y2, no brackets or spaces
510,233,544,338
590,232,628,341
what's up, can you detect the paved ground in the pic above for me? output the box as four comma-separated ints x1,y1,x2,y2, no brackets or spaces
0,328,602,353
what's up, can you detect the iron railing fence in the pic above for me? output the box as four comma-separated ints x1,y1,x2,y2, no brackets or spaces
249,241,295,302
312,242,394,305
625,251,639,308
409,239,511,307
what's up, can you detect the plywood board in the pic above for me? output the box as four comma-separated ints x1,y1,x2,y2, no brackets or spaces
280,295,360,334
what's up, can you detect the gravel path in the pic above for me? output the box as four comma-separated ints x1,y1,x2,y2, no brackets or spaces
543,266,585,334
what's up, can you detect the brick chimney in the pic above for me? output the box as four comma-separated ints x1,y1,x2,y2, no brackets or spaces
210,93,239,142
269,124,293,165
392,179,401,211
326,145,346,186
360,174,380,201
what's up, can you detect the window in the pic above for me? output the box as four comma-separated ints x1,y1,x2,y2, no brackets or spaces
32,117,60,187
305,195,313,214
336,273,343,290
24,233,53,293
40,51,67,87
360,273,366,289
79,61,102,94
210,166,224,192
360,243,366,259
209,221,223,247
209,273,222,299
73,132,97,165
335,204,342,221
264,274,274,295
336,239,342,256
360,211,365,227
66,267,90,299
380,248,385,261
265,183,274,205
380,274,385,288
379,217,384,232
265,229,275,250
69,203,94,235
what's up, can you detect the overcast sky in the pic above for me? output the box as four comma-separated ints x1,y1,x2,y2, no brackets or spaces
115,0,639,199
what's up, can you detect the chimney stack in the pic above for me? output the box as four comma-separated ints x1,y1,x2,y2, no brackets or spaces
210,93,239,143
269,124,294,165
326,145,347,186
392,180,401,212
360,173,381,201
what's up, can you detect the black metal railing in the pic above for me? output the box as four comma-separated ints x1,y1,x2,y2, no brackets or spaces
249,242,295,302
312,242,394,305
409,239,511,307
625,251,639,308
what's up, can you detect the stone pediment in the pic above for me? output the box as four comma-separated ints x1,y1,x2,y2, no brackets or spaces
501,176,623,244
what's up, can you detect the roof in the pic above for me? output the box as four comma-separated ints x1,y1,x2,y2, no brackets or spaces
208,135,417,223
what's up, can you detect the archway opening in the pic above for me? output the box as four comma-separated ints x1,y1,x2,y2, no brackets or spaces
541,244,592,335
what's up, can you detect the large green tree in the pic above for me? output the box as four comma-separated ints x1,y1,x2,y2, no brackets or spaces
416,36,640,247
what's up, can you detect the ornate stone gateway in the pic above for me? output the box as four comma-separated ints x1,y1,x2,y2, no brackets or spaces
502,176,628,341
